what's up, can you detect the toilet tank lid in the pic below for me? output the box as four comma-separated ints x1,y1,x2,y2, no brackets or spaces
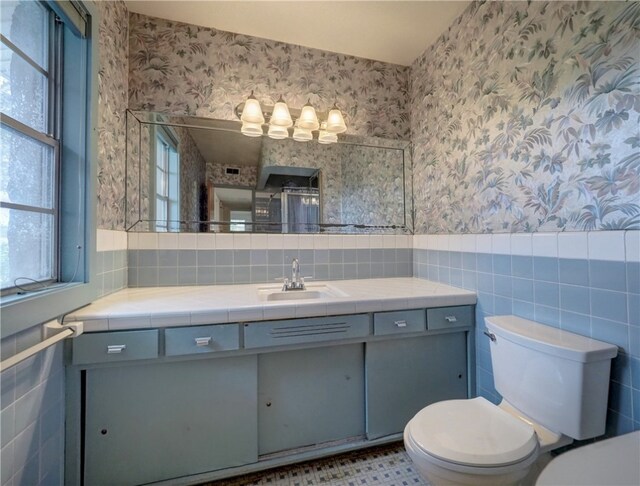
485,316,618,363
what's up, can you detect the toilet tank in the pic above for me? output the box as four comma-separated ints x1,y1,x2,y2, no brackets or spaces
485,316,618,440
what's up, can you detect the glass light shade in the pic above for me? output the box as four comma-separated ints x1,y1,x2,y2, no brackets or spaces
268,124,289,139
240,97,265,124
270,100,293,127
298,103,319,130
293,126,312,142
318,127,338,144
326,107,347,133
241,121,263,137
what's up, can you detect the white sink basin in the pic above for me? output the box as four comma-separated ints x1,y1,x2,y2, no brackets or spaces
258,284,347,302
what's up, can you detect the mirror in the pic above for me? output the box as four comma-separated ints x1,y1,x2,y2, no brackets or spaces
126,111,412,233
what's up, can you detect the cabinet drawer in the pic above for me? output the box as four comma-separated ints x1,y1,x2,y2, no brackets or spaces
165,324,240,357
427,306,473,330
373,310,425,336
73,330,158,365
244,314,369,349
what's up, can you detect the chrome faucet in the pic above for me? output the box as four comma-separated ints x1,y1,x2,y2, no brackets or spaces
282,258,306,291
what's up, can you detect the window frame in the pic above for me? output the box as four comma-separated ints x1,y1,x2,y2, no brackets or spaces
0,4,61,294
0,1,99,338
151,125,180,232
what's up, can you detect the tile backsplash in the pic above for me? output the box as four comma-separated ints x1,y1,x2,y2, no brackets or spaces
127,233,413,287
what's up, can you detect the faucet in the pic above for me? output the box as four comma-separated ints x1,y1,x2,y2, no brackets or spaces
282,258,306,291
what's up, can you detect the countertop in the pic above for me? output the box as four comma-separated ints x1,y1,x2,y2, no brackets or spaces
66,278,476,332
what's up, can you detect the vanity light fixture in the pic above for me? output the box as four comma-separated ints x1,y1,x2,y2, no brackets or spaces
236,94,345,143
297,100,320,131
326,104,347,133
270,96,293,128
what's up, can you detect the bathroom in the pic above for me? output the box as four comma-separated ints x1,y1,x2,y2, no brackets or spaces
0,1,638,485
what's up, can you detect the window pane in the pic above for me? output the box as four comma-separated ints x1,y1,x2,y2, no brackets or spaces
0,208,54,290
0,42,48,132
0,124,54,209
0,0,48,70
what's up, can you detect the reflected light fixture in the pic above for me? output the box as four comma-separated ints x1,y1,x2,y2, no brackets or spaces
318,122,338,144
268,124,289,140
241,121,263,137
293,121,313,142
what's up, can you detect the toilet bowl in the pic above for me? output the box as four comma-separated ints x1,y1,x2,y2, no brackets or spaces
403,315,618,486
536,430,640,486
404,397,541,486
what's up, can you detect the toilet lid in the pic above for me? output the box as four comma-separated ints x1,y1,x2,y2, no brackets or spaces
407,397,538,467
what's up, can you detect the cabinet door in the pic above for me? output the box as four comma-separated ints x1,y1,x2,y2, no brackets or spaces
258,344,365,455
366,333,467,439
84,356,257,485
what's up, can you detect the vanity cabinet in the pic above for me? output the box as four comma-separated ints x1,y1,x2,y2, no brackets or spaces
83,355,257,486
258,344,365,455
68,305,474,486
365,332,468,439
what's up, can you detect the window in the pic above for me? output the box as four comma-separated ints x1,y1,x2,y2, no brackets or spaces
153,128,180,231
0,0,93,334
0,1,60,294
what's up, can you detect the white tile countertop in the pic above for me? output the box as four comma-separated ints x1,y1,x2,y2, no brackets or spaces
65,278,476,332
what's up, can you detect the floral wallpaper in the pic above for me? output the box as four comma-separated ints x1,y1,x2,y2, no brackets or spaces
174,124,207,225
341,144,405,226
128,13,409,140
410,1,639,233
96,0,129,230
207,162,257,188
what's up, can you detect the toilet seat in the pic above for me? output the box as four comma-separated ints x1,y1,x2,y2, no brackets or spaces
406,397,539,468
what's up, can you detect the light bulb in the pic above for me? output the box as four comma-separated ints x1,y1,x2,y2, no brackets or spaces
268,124,289,139
241,121,263,137
298,101,319,131
326,104,347,133
270,97,293,127
240,93,265,124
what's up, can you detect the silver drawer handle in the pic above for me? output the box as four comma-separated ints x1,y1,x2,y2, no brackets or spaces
394,320,407,328
107,344,126,354
445,315,457,323
194,337,212,347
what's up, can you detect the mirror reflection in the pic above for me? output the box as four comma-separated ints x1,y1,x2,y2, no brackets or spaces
126,111,411,233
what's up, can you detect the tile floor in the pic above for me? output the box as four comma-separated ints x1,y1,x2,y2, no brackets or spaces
204,443,428,486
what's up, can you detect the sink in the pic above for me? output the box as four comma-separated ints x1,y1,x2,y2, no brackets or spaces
257,284,347,302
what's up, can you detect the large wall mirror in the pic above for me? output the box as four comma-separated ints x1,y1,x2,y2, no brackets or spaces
126,111,413,234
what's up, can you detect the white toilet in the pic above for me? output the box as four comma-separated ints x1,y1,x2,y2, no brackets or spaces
404,315,619,486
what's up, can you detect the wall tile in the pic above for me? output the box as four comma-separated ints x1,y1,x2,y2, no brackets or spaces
590,260,627,292
589,231,626,262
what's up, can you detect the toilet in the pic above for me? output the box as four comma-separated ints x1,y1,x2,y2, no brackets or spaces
404,315,619,486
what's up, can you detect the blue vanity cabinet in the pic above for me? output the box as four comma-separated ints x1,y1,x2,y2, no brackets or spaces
83,355,258,486
365,328,469,439
258,343,365,455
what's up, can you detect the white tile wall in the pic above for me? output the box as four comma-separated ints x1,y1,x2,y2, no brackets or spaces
129,233,414,251
412,230,638,263
96,229,128,252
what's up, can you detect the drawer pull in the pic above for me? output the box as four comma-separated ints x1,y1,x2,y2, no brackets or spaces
194,337,212,347
394,320,407,328
106,344,126,354
445,316,457,323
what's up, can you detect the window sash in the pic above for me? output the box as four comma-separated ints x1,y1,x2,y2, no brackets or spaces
0,4,60,294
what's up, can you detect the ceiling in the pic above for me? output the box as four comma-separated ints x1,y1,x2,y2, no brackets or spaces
125,1,469,66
